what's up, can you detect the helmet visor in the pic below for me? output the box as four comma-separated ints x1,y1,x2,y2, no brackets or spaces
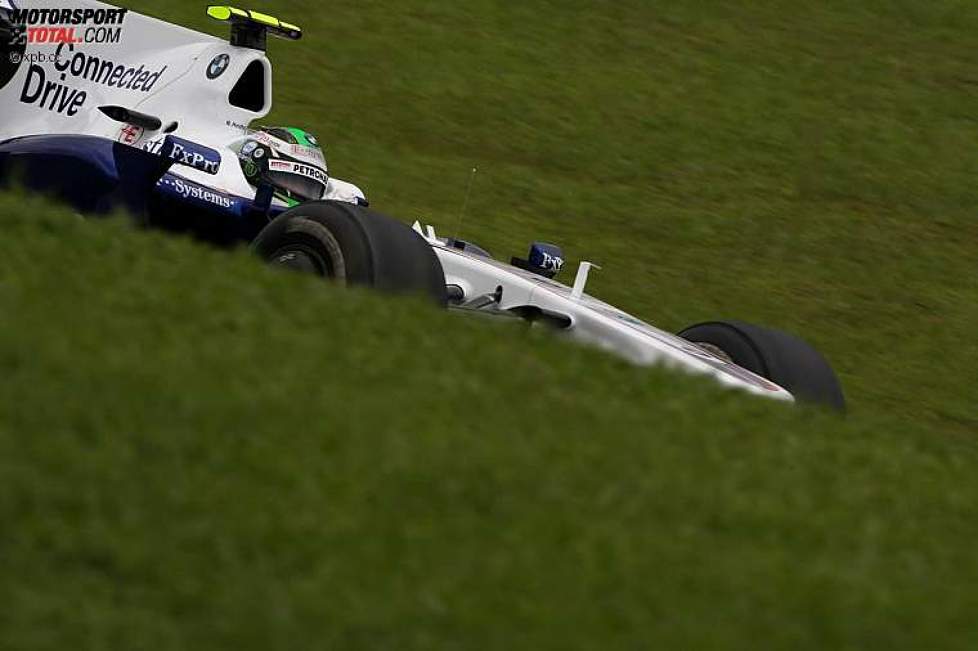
266,159,328,202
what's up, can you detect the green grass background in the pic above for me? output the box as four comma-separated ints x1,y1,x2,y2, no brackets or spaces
2,0,977,648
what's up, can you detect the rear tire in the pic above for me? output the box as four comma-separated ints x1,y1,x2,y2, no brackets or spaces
678,320,846,411
252,200,446,305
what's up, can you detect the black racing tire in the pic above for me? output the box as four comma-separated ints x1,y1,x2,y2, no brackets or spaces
678,320,846,411
252,200,447,305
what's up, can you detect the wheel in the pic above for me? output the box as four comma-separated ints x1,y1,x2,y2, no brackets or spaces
252,200,447,305
678,320,846,411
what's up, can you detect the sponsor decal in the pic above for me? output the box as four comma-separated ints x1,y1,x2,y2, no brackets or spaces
161,136,221,175
18,42,167,116
243,132,326,166
290,143,325,164
159,175,235,209
240,140,257,156
268,159,328,185
528,243,564,273
117,123,143,144
248,130,276,147
242,159,259,178
536,250,563,272
206,53,228,79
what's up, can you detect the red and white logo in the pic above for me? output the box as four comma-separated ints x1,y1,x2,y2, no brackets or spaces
117,124,143,145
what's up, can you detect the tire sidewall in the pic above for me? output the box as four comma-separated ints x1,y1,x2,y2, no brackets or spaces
252,200,447,304
678,320,846,411
266,216,347,280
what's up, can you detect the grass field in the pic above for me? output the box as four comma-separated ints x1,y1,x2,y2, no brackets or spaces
2,0,978,648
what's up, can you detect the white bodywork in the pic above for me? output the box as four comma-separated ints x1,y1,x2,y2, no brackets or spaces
416,224,794,402
0,0,363,204
0,0,794,403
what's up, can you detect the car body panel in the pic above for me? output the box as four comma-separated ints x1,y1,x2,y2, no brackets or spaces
0,0,796,404
424,231,794,402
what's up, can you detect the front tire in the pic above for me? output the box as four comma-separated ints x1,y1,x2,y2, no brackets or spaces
252,201,446,305
678,320,846,411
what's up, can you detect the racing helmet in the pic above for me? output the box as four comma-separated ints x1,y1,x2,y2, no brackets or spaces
236,126,328,205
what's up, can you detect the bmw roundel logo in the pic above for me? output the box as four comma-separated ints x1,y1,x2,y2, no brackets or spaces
207,54,230,79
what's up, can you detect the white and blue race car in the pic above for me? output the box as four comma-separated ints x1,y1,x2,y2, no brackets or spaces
0,0,845,410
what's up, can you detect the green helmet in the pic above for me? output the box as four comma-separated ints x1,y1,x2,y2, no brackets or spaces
236,126,328,205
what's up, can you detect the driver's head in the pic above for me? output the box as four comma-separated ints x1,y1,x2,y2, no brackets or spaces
236,126,328,205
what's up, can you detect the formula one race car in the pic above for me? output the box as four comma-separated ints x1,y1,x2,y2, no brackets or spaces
0,0,846,410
